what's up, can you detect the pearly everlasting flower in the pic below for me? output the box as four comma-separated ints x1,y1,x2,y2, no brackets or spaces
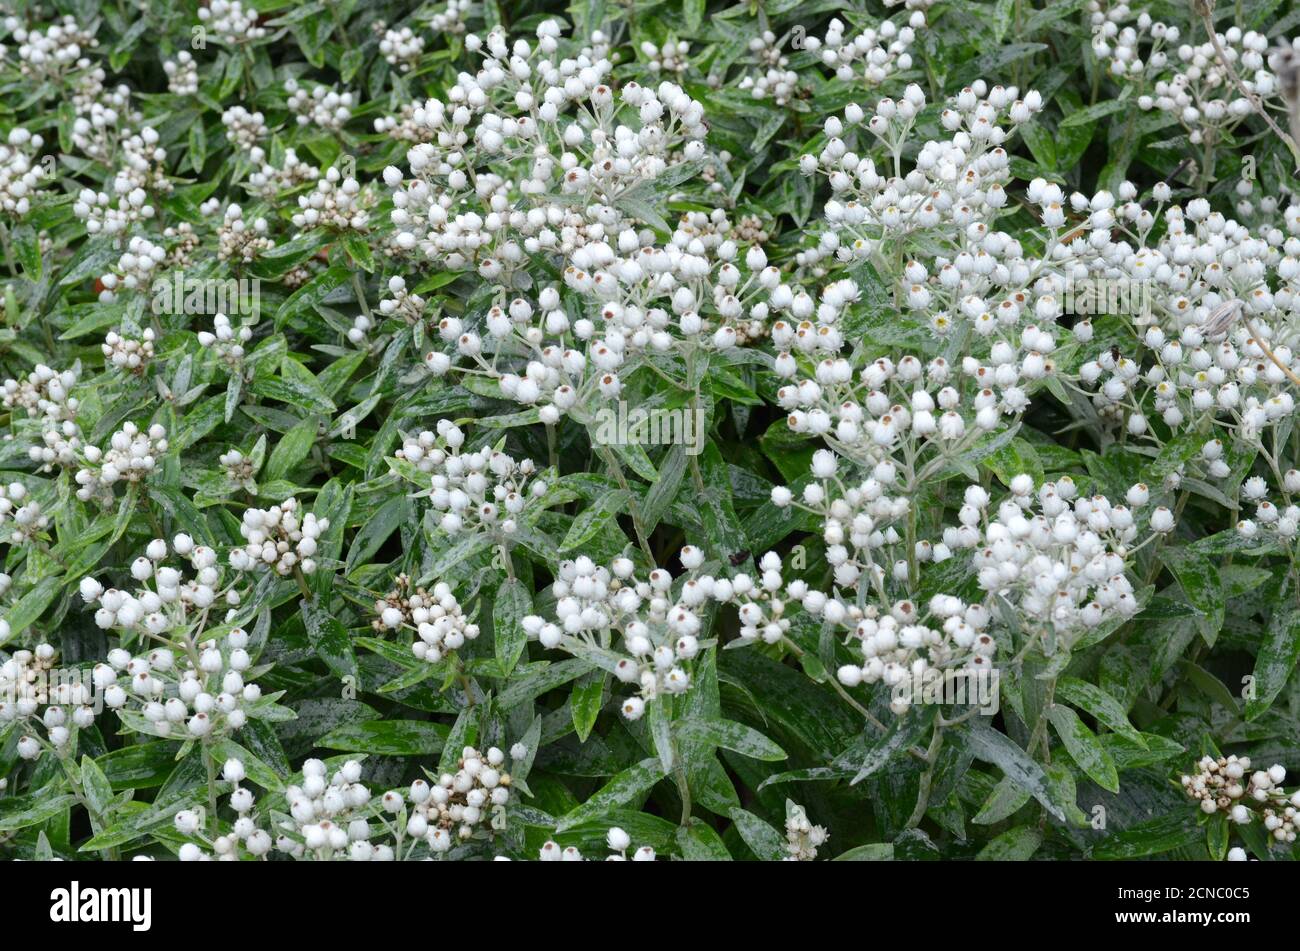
0,128,49,218
197,0,267,46
785,802,829,861
379,21,708,285
216,204,274,262
198,314,255,369
351,275,426,345
813,12,926,86
230,498,329,576
93,623,267,742
98,237,167,301
380,27,424,72
291,166,370,232
221,106,269,162
950,476,1161,644
162,51,198,95
74,422,168,504
400,421,548,541
736,32,800,105
373,575,480,666
537,825,655,861
0,482,48,544
285,78,354,132
10,16,98,80
274,759,388,861
81,536,240,641
0,644,99,761
246,148,320,197
1184,755,1298,845
522,547,738,717
101,327,155,372
403,746,512,846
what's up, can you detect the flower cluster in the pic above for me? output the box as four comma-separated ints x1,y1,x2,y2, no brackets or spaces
219,447,259,492
74,422,168,504
101,327,156,373
163,51,198,95
799,80,1043,279
3,363,79,425
436,229,840,425
197,0,267,46
9,364,83,473
198,314,255,369
0,128,47,218
379,20,710,284
641,39,690,74
1066,194,1300,475
1184,756,1299,847
772,348,1042,511
291,167,369,231
0,482,47,545
736,32,799,105
79,535,238,638
948,476,1167,642
246,148,320,197
216,204,275,262
8,15,97,79
538,826,655,861
835,596,995,713
275,759,387,861
729,551,798,647
785,802,829,861
1236,472,1300,549
174,758,274,860
385,746,512,850
350,275,427,345
95,626,265,741
1,643,97,760
810,13,926,85
400,421,547,541
230,498,329,576
1134,24,1277,147
523,547,722,720
68,74,138,163
285,79,354,131
373,575,480,666
380,27,424,72
98,237,167,301
221,106,269,161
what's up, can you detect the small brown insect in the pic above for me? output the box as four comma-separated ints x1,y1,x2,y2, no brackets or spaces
728,549,751,567
1201,299,1244,339
1270,46,1300,147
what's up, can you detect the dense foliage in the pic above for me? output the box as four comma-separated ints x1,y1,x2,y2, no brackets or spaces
1,0,1300,862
